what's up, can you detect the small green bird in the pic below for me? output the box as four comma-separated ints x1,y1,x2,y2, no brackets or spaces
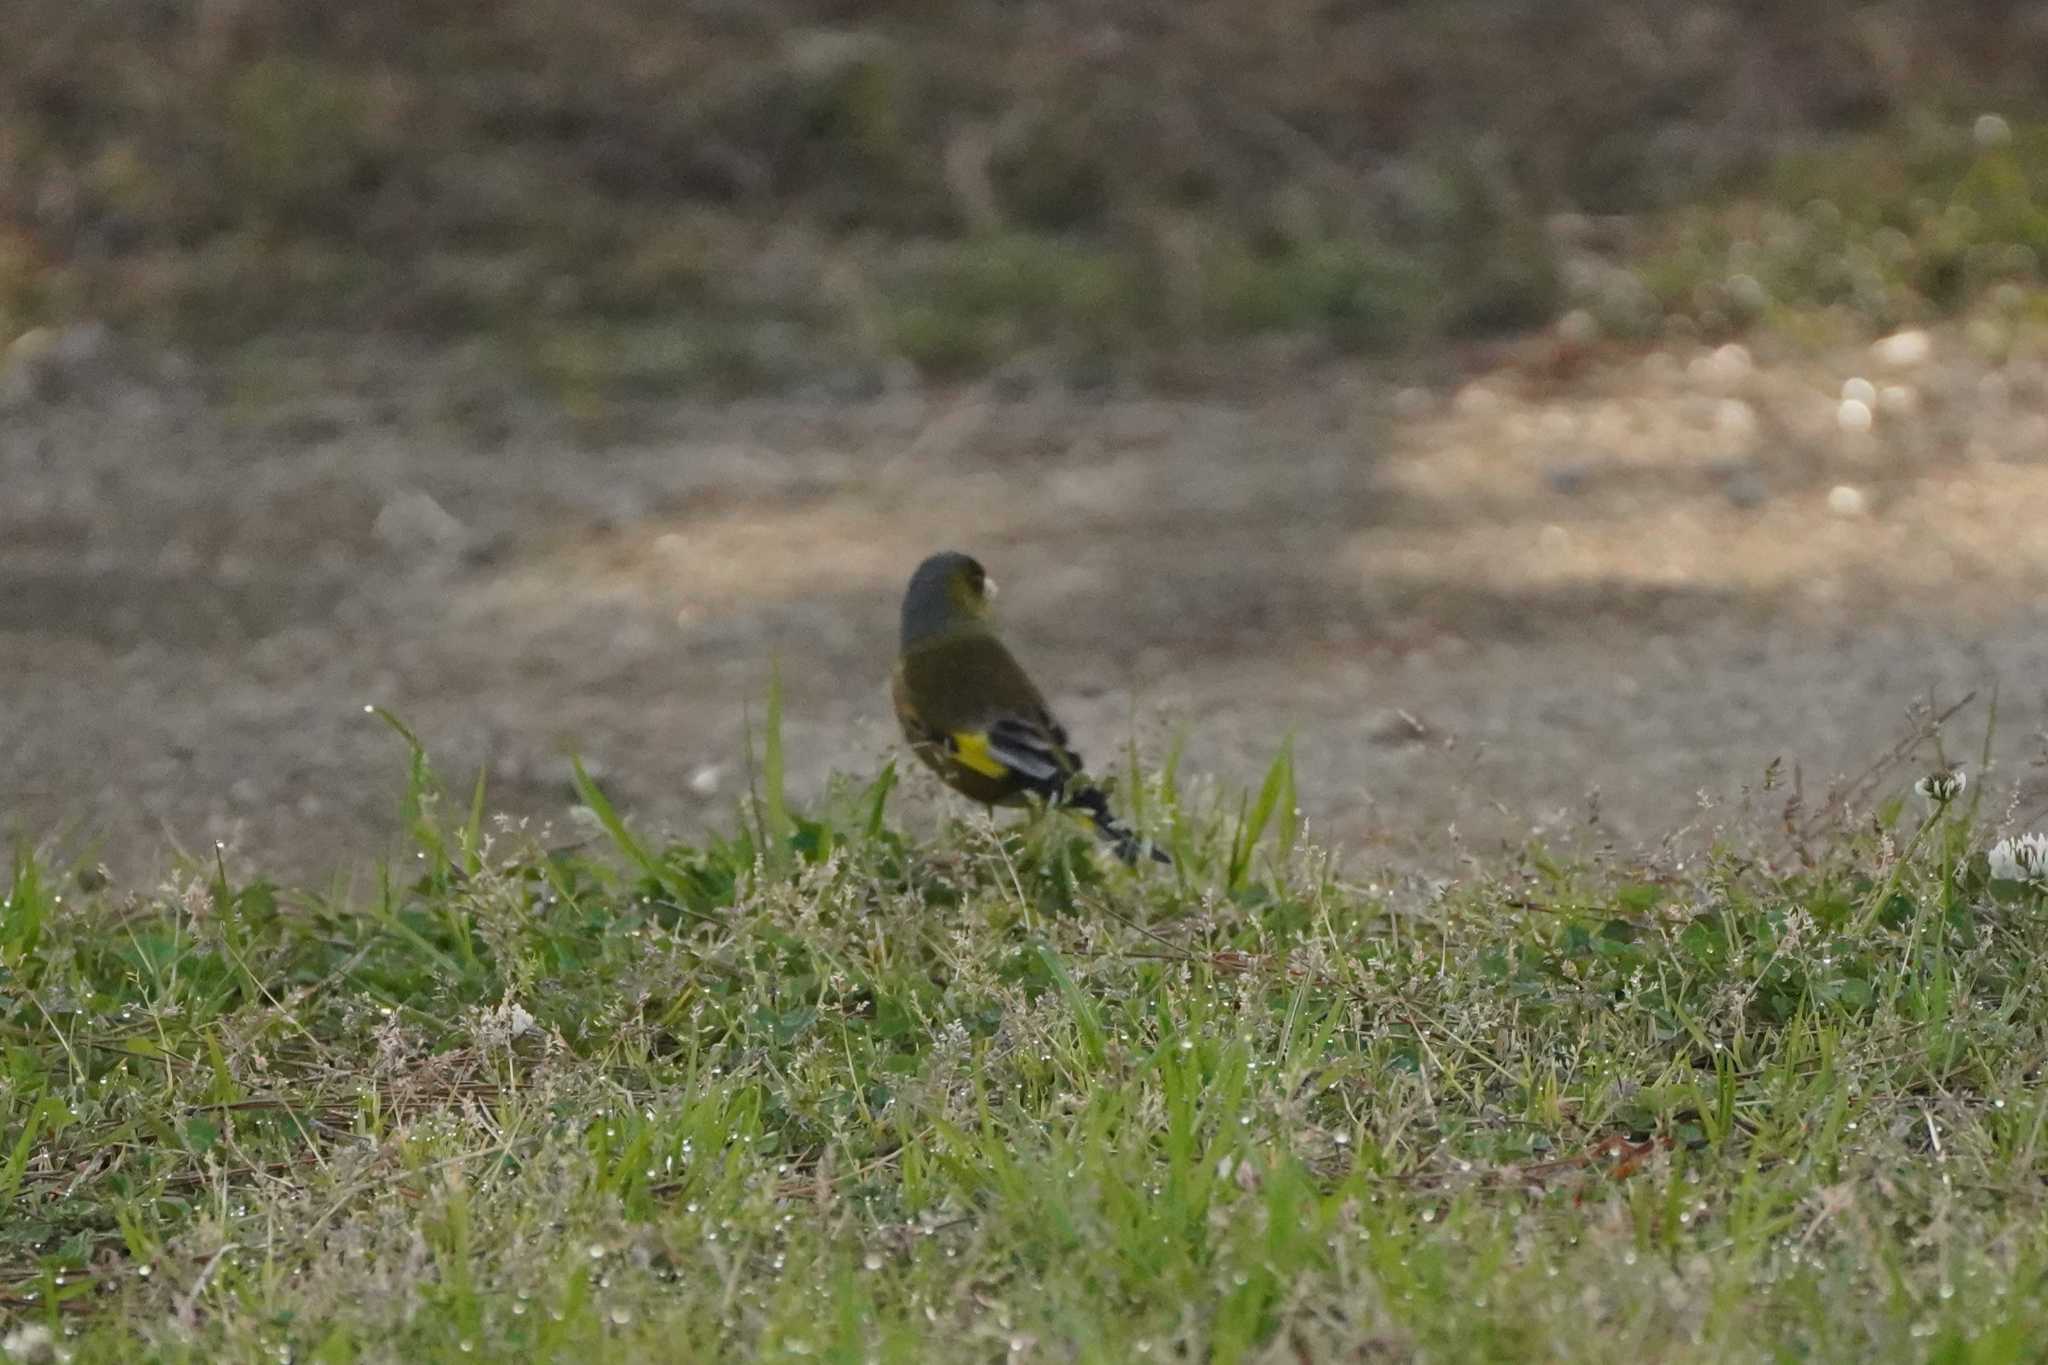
892,551,1169,865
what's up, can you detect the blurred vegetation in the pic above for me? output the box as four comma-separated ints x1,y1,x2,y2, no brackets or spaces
4,1,2048,391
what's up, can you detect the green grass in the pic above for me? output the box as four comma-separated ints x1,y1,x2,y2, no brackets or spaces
5,727,2048,1362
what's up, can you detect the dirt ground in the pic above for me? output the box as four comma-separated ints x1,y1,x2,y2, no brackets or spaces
4,319,2046,886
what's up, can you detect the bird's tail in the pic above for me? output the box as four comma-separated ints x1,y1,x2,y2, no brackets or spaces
1064,785,1172,866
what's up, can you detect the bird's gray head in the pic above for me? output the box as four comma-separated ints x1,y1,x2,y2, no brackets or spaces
900,551,996,648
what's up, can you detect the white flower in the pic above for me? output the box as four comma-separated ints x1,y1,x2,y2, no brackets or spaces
473,999,537,1047
1988,832,2048,886
1914,769,1966,807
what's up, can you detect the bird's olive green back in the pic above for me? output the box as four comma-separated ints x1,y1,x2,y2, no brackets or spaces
894,630,1049,735
892,629,1066,806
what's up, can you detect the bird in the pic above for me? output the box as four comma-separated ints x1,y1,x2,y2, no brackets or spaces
891,551,1169,865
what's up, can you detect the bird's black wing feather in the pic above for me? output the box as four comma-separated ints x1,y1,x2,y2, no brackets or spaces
987,711,1168,865
982,711,1078,791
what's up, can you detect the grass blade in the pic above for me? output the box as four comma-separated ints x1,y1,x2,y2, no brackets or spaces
367,706,447,877
460,766,490,876
761,660,794,860
1228,737,1295,890
569,753,661,879
862,760,898,844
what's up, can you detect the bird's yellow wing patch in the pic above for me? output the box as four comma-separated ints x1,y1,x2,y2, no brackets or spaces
947,730,1010,779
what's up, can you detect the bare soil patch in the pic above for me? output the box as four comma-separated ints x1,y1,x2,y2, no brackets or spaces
4,317,2045,882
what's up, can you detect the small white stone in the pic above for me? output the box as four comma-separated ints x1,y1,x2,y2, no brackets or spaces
1974,113,2013,149
1871,329,1932,368
373,490,468,558
1391,386,1435,419
1841,376,1877,405
1714,398,1758,442
1692,342,1753,389
1726,273,1768,314
1836,398,1874,434
688,763,725,796
1453,382,1501,417
0,1324,56,1363
1556,308,1600,345
1827,484,1868,517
